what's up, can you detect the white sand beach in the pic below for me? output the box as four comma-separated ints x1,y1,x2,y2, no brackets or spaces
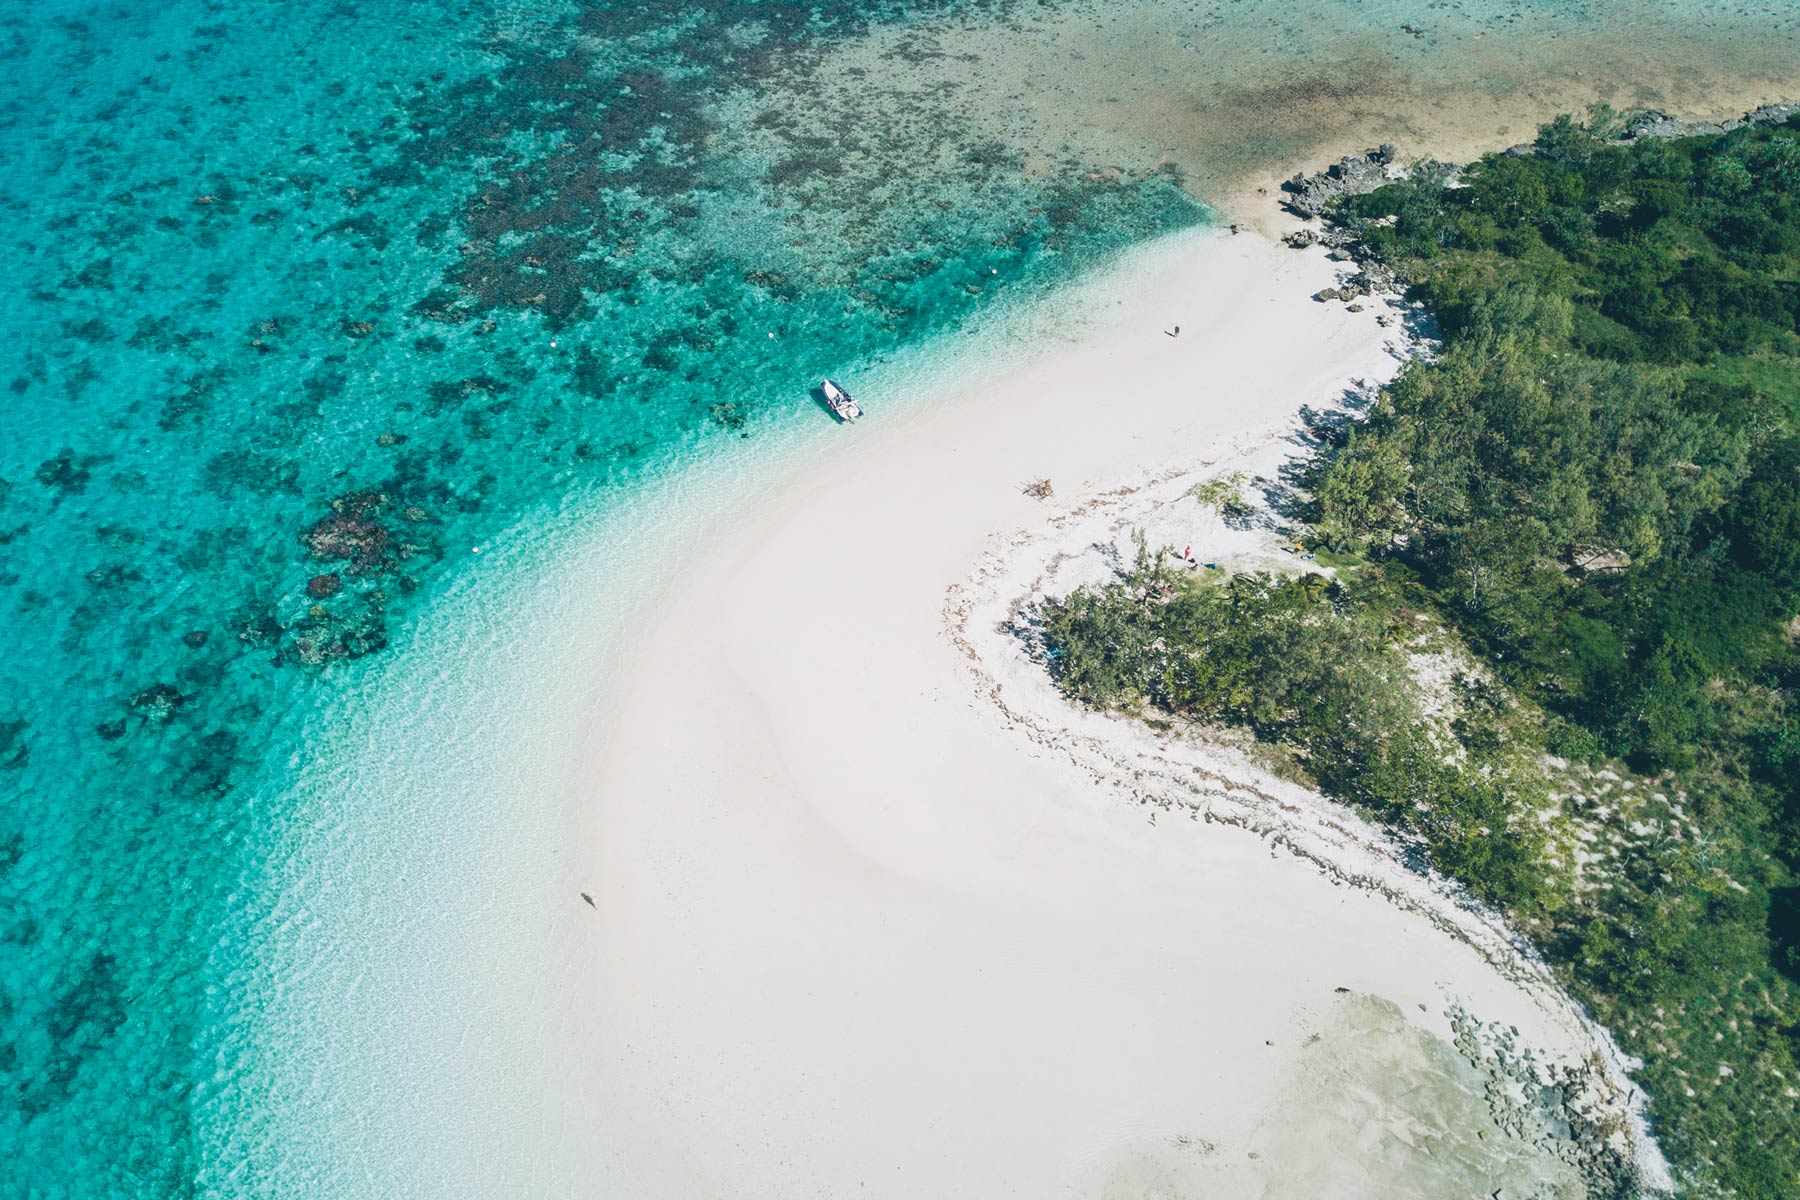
576,228,1645,1197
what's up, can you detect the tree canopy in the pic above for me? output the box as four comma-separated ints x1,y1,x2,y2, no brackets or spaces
1045,113,1800,1198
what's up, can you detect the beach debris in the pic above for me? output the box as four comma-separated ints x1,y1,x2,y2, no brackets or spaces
580,892,596,909
1022,478,1054,500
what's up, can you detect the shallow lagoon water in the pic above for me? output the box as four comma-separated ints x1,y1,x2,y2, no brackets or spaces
0,0,1792,1195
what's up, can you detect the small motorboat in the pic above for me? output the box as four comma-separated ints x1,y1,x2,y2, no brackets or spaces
821,378,862,422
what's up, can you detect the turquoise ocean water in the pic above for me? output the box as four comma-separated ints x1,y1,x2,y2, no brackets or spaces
2,1,1793,1195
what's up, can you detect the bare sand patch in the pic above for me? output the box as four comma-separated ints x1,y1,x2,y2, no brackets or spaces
576,227,1647,1196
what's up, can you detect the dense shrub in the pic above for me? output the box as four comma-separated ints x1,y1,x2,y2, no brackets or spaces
1047,114,1800,1198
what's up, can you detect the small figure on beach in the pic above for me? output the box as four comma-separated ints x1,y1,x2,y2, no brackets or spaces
1165,325,1180,338
580,892,596,909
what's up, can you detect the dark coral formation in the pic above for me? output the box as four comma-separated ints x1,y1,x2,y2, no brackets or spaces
303,490,395,574
283,600,389,667
127,683,187,724
280,485,441,666
0,717,26,770
0,4,1204,1191
34,450,94,495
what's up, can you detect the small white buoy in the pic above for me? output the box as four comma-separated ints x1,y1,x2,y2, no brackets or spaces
767,332,775,338
550,340,558,347
472,546,482,554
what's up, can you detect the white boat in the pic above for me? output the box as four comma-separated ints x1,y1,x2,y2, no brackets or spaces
821,378,862,422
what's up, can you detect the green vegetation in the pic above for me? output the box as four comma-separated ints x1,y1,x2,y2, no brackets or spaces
1189,470,1256,521
1045,113,1800,1197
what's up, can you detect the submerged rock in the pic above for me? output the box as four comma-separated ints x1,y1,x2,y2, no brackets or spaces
128,683,187,723
34,450,92,494
708,401,748,430
235,609,284,649
0,718,26,770
304,490,393,572
281,605,388,667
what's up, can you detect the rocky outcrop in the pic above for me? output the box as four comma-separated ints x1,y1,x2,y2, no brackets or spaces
1280,145,1401,218
1621,101,1800,143
1449,1005,1641,1196
1568,545,1631,577
1284,100,1798,309
1280,147,1438,304
1287,103,1797,219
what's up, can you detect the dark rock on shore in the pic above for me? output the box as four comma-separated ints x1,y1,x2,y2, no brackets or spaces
1282,100,1799,308
1621,101,1800,143
1280,145,1408,219
1447,1005,1641,1197
1286,104,1798,221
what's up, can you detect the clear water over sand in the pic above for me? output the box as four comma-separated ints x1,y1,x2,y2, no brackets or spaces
0,0,1790,1194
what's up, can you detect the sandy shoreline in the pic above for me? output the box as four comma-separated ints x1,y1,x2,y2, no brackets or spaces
574,226,1655,1195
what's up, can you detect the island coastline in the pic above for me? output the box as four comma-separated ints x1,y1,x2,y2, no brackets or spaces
576,212,1654,1194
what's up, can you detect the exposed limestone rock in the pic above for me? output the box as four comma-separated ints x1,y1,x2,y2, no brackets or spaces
1568,545,1631,577
1280,145,1400,219
1622,101,1800,142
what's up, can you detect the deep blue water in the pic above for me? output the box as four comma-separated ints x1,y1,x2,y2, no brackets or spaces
2,0,1793,1195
